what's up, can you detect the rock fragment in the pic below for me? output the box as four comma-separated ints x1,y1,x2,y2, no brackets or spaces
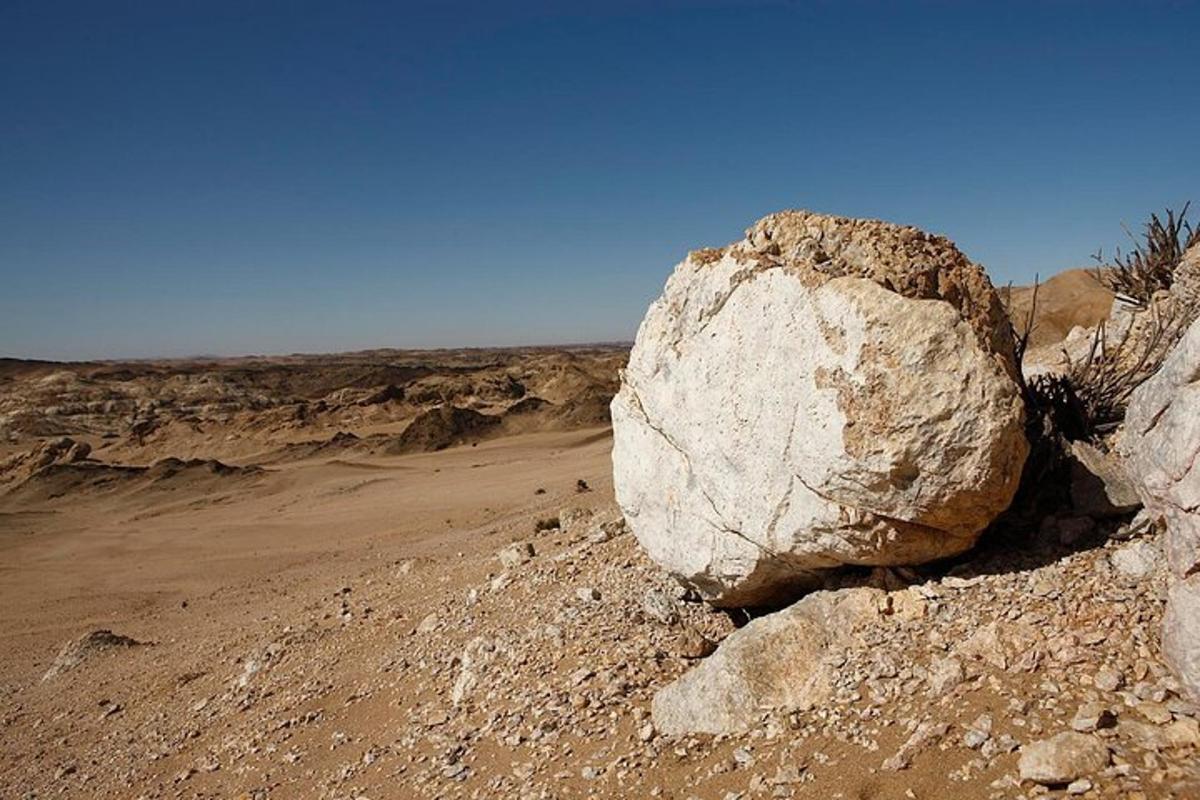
651,588,882,735
1018,732,1110,786
497,541,535,568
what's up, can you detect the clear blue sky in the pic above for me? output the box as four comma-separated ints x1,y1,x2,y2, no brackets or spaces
2,1,1198,360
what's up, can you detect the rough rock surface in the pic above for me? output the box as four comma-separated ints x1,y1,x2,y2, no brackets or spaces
1017,731,1110,785
0,436,90,486
651,588,884,735
1122,316,1200,701
41,629,143,682
1068,440,1141,518
1174,242,1200,326
612,210,1028,606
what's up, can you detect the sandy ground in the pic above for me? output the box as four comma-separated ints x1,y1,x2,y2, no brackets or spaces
1,428,621,797
0,428,614,679
2,333,1197,799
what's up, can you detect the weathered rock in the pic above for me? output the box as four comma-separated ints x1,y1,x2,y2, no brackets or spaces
1116,717,1200,750
42,630,143,682
450,637,496,705
1071,702,1116,732
558,507,594,538
1017,732,1110,785
497,541,535,568
1108,538,1163,581
1068,440,1141,518
954,619,1037,672
640,588,679,626
927,655,965,694
612,211,1028,606
1093,665,1124,692
1122,315,1200,700
882,720,950,770
651,587,882,734
674,627,717,660
1164,578,1200,703
1,436,91,486
1174,242,1200,326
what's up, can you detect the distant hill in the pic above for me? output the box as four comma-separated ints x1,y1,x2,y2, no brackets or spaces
999,268,1114,348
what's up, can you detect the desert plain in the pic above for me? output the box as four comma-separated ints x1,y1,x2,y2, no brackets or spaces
1,269,1198,800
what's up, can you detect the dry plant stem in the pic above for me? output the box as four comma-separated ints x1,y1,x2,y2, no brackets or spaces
1094,203,1199,304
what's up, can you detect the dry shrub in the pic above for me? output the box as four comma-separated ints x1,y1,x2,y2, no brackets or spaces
1062,302,1181,434
1008,205,1194,444
1093,203,1199,304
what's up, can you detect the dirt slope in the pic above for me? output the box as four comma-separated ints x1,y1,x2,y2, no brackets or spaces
1001,268,1114,348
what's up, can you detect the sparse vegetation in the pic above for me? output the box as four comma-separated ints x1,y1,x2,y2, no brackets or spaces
1062,303,1180,435
1092,203,1199,304
1011,205,1195,445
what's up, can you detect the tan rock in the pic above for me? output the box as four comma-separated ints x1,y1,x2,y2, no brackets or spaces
1018,732,1110,785
650,587,883,735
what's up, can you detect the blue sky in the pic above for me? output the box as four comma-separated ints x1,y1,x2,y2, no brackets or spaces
2,0,1198,360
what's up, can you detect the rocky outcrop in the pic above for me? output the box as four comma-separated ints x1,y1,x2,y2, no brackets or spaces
611,211,1028,606
1121,315,1200,700
651,587,886,735
42,629,144,682
0,436,91,486
384,405,501,453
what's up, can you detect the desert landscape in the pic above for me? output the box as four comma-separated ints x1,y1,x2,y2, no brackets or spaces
3,209,1200,800
4,4,1199,798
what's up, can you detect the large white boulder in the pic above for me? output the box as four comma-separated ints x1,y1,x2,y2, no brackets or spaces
1121,314,1200,701
612,211,1028,607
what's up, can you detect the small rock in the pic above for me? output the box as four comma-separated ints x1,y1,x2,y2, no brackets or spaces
882,721,949,771
1071,702,1116,732
559,507,594,537
42,630,144,682
1093,666,1124,692
641,589,680,625
1066,778,1093,795
1068,440,1142,518
1109,539,1163,580
927,656,964,694
1018,732,1110,785
675,628,717,660
498,541,535,568
1137,701,1174,725
963,714,993,749
957,622,1007,670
